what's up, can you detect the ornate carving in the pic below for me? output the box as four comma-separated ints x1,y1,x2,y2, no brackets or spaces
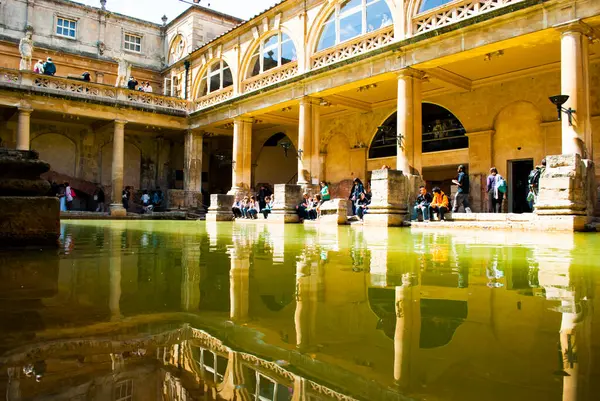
308,381,359,401
243,62,298,93
311,26,394,70
193,87,234,111
239,353,296,383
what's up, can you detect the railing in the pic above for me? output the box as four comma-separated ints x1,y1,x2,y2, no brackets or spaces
311,25,394,70
413,0,525,35
0,67,189,113
193,86,234,111
422,128,468,153
241,61,299,93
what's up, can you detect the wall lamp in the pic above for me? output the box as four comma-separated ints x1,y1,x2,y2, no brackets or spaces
297,149,304,159
279,140,292,157
549,95,575,126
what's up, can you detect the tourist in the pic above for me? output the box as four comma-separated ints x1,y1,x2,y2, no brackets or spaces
240,196,250,218
232,197,243,218
144,82,153,93
152,187,164,210
81,71,91,82
141,190,151,213
138,81,146,91
356,192,369,221
43,57,56,76
429,187,449,221
122,186,130,211
33,59,44,74
319,181,331,203
94,185,105,212
412,185,432,222
452,165,472,213
257,185,272,211
365,182,372,201
306,194,320,220
57,184,67,212
527,158,546,210
65,182,74,210
296,193,310,221
262,196,273,219
349,178,365,215
127,77,138,90
487,167,505,213
246,196,258,219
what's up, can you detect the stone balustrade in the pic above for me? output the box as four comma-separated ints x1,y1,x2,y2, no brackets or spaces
193,86,234,111
241,62,299,93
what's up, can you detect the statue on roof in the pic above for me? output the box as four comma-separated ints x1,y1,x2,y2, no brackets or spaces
114,54,131,88
19,30,34,71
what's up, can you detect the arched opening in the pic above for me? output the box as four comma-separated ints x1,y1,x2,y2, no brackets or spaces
168,34,186,65
197,60,233,97
31,133,77,177
368,103,467,159
254,133,297,187
247,32,297,78
316,0,393,52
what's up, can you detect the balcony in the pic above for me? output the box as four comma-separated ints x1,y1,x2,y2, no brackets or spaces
193,86,234,112
0,68,189,115
241,62,299,94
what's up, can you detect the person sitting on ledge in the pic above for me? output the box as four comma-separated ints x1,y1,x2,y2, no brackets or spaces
246,196,259,219
232,197,243,218
141,190,152,213
306,194,320,220
356,192,370,221
412,185,432,222
262,195,274,219
429,187,449,221
296,193,310,222
240,196,250,218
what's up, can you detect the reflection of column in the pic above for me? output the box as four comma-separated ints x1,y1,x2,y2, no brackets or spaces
556,21,592,158
109,228,123,321
7,367,21,401
229,247,250,323
181,238,201,312
218,351,250,399
396,68,424,175
295,253,319,352
110,120,127,216
297,97,320,187
184,129,203,192
229,117,253,195
394,273,421,388
16,107,32,151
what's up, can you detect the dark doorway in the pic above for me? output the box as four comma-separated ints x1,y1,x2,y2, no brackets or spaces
508,159,533,213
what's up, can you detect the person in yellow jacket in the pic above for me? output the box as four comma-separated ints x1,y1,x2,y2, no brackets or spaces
428,187,449,221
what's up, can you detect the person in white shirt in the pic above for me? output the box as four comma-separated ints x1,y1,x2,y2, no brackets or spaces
141,190,152,213
65,182,74,210
144,82,153,93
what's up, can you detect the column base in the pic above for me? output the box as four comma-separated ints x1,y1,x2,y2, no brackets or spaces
109,203,127,217
270,184,303,224
206,194,234,222
320,198,351,225
364,169,410,227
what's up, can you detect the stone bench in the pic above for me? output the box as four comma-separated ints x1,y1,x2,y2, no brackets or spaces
320,198,351,225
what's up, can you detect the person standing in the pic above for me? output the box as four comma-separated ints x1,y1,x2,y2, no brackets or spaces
122,186,130,211
33,59,44,74
144,82,153,93
65,182,74,210
452,165,472,213
43,57,56,76
127,77,138,90
94,185,105,212
257,185,271,211
57,184,67,212
487,167,504,213
349,178,365,215
527,158,546,210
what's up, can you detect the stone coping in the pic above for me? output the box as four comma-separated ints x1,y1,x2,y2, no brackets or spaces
60,211,188,220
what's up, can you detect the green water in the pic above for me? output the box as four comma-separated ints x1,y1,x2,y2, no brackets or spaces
1,221,599,401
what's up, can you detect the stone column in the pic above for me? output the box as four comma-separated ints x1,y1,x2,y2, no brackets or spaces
109,227,123,321
110,120,127,216
297,97,320,188
295,252,319,352
556,21,593,158
229,247,250,323
364,169,409,226
394,273,420,388
16,107,32,151
184,129,204,209
181,238,201,312
228,117,253,196
396,68,424,175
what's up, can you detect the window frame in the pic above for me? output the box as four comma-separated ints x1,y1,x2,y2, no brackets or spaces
55,16,77,39
247,31,297,79
114,379,133,401
198,59,233,97
124,32,142,53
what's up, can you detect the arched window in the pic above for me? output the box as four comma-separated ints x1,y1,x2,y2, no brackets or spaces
169,34,186,64
198,60,233,97
418,0,454,13
248,32,297,78
316,0,393,52
368,104,467,158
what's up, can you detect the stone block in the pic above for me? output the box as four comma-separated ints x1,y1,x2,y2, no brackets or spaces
166,189,185,210
364,169,409,227
110,203,127,217
206,194,234,222
270,184,302,223
320,198,350,225
0,197,60,247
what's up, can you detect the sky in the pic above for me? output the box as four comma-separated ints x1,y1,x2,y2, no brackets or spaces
76,0,281,23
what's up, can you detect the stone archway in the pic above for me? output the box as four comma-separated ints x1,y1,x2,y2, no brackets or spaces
31,133,77,177
254,133,297,187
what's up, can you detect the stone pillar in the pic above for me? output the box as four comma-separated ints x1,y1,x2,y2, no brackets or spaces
109,227,123,321
206,193,234,221
229,117,253,196
297,97,320,188
229,247,250,323
396,68,424,175
364,169,409,226
556,21,593,158
270,184,303,223
16,107,32,151
184,129,204,209
181,238,201,312
394,273,420,388
295,252,319,352
110,120,127,216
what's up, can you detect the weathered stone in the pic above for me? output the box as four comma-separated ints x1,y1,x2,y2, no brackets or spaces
167,189,204,210
320,198,351,225
364,169,409,226
206,194,234,221
270,184,302,223
0,196,60,246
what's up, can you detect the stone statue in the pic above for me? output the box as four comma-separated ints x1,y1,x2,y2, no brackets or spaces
114,55,131,88
19,30,34,71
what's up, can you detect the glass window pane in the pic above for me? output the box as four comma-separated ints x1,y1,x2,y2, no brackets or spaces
222,67,233,88
339,0,362,18
200,76,208,96
210,71,220,92
317,19,336,52
258,376,275,399
249,53,260,78
280,34,296,65
418,0,453,13
262,35,279,72
57,27,63,35
210,62,221,74
339,9,362,42
70,20,75,29
136,37,141,44
366,0,393,32
276,384,293,401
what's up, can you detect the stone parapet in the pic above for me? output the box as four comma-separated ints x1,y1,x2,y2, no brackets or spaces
0,197,60,246
320,198,351,225
270,184,302,223
364,169,409,227
206,194,234,222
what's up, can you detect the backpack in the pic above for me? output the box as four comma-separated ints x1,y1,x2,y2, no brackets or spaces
70,188,76,198
528,168,541,187
495,176,507,194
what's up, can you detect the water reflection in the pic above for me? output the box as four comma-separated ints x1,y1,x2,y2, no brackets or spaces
0,221,598,401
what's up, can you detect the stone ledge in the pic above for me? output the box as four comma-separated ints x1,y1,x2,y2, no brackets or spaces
411,214,591,232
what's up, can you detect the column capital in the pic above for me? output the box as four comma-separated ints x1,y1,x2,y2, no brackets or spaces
298,96,320,106
18,106,33,114
114,119,127,127
397,67,426,80
233,116,254,124
554,20,596,38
